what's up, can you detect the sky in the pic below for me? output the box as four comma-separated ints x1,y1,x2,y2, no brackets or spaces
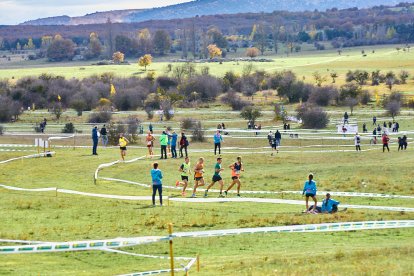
0,0,192,25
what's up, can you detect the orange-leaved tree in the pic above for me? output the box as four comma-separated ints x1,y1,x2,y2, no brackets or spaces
138,54,153,71
207,44,222,59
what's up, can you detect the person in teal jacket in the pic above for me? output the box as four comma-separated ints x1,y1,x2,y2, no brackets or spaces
302,173,317,213
151,162,163,206
160,131,168,159
321,193,340,213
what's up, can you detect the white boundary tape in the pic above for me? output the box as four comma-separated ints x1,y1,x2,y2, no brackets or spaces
0,152,55,165
1,221,413,255
1,183,413,213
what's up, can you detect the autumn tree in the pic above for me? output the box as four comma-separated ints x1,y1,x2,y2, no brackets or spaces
246,47,259,59
138,54,152,71
153,30,171,55
137,28,152,54
112,51,125,64
86,32,102,59
46,38,75,61
207,44,222,59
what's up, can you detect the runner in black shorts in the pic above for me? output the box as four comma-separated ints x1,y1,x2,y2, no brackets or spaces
204,157,225,198
176,157,191,197
225,156,244,197
191,157,205,198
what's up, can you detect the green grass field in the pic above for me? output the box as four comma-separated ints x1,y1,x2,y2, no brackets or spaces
1,45,414,96
0,105,413,275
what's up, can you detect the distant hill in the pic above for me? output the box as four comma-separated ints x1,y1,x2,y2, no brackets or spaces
20,10,145,26
20,0,414,26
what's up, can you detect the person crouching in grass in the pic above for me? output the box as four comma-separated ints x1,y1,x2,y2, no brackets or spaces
151,162,163,206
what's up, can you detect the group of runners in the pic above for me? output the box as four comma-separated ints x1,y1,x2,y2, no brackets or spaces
150,156,244,205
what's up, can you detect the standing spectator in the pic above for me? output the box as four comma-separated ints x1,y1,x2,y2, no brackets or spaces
402,135,408,150
150,162,163,206
100,124,108,147
171,130,178,158
222,123,228,135
302,173,317,213
382,133,390,152
214,130,223,155
275,130,282,149
179,132,188,158
146,131,155,157
354,132,361,151
398,137,404,151
388,121,392,129
287,124,290,130
372,116,377,125
217,124,222,133
160,131,168,159
40,118,47,133
383,122,387,128
343,112,349,124
396,122,400,132
92,126,99,155
247,121,252,129
377,125,382,133
362,123,367,133
283,123,287,131
149,123,153,134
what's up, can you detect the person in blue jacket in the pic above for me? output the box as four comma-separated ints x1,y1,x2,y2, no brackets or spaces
92,126,99,155
151,162,163,206
171,130,178,158
321,193,340,213
214,130,223,155
302,173,317,213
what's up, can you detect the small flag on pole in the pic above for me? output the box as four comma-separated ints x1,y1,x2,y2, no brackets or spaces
110,84,116,96
57,95,61,101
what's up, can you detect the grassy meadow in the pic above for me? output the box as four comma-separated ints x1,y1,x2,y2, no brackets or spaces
0,108,414,275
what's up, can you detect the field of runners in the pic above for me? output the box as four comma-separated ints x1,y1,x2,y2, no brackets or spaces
0,106,413,275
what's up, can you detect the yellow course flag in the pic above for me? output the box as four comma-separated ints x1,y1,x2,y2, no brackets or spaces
57,95,61,101
110,84,116,96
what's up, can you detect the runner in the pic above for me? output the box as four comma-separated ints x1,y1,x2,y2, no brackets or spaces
224,156,244,197
176,156,191,197
354,132,361,152
382,133,390,152
146,131,155,157
118,133,129,161
204,157,225,198
302,173,317,213
150,162,163,206
191,157,205,198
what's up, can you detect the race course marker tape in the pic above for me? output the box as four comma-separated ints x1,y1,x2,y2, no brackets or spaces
0,184,413,212
1,221,413,255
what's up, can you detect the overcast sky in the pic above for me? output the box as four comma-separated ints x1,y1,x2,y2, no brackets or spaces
0,0,192,25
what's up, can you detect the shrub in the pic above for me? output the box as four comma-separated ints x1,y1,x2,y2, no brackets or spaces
240,106,262,125
192,121,205,142
70,99,86,116
62,123,75,133
340,82,361,101
124,116,141,144
221,92,250,110
88,110,112,123
107,122,126,146
308,86,339,106
145,107,154,120
161,100,174,121
296,104,329,129
181,118,196,130
385,101,401,119
359,90,371,105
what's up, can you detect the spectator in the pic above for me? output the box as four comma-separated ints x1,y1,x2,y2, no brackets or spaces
149,123,153,134
302,173,317,213
383,122,387,128
160,131,168,159
396,122,400,132
372,116,377,125
371,128,377,145
388,121,392,129
100,124,108,147
362,123,367,133
171,131,178,158
150,162,163,206
382,133,390,152
267,131,273,145
398,137,404,151
321,193,340,213
343,112,349,124
275,130,282,148
92,126,99,155
179,132,189,158
214,130,223,155
402,135,408,150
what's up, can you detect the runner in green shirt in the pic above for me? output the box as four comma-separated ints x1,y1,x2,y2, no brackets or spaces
204,157,225,198
176,157,191,197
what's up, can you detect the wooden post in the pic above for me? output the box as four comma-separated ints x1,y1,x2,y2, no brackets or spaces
73,133,76,150
196,254,200,272
168,223,175,276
